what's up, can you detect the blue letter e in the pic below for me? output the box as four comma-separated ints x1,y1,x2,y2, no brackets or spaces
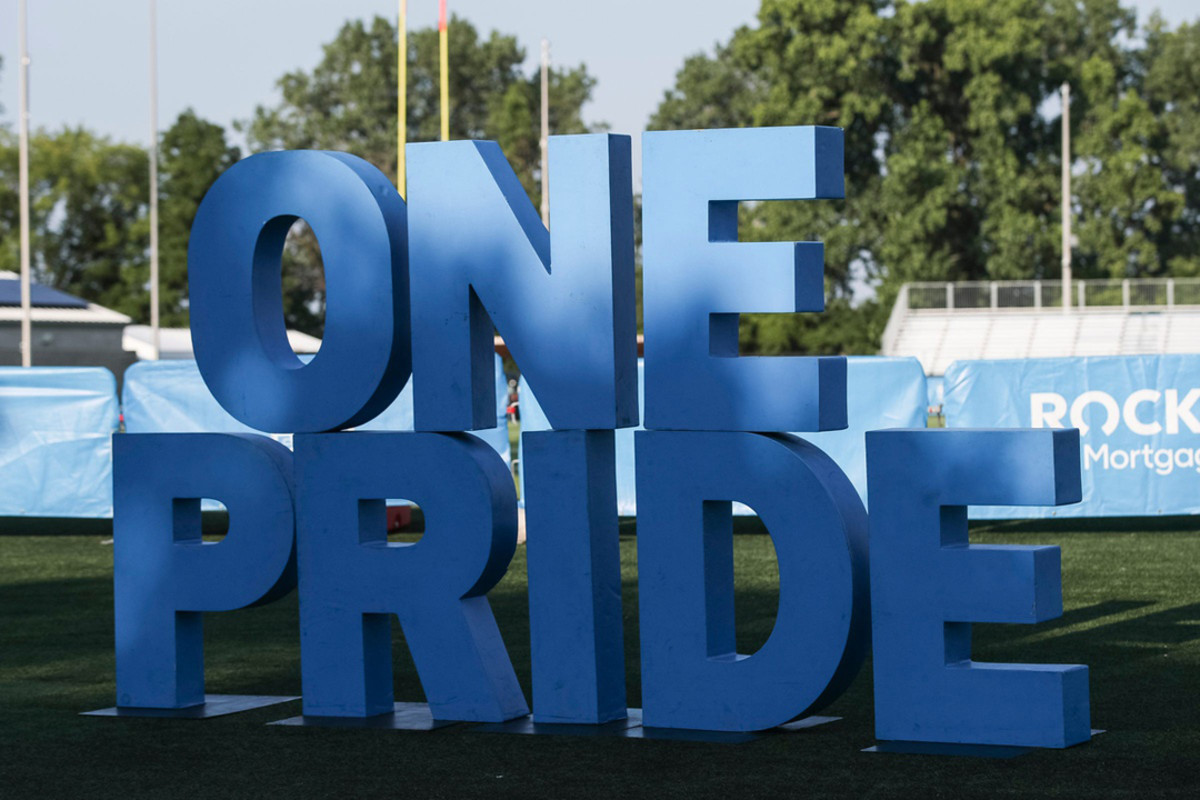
866,428,1090,748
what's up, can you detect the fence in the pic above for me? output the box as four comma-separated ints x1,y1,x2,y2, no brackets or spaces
903,278,1200,312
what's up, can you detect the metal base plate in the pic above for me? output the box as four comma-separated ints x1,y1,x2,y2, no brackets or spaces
82,694,299,719
864,740,1034,759
472,708,836,743
629,725,760,744
269,701,459,731
473,708,644,737
623,710,839,744
864,729,1105,759
778,715,841,732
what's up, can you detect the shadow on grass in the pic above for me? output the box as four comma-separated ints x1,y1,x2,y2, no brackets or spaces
0,512,235,537
4,532,1200,799
973,515,1200,534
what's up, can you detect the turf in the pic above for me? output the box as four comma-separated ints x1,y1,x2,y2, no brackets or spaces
2,523,1199,799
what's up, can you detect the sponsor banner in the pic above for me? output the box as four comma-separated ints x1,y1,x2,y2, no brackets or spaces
943,355,1200,518
124,355,511,464
518,357,928,515
0,367,120,517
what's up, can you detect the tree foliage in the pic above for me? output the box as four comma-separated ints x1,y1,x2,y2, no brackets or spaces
2,17,597,335
0,127,149,317
244,14,600,334
650,0,1200,354
0,110,237,325
157,109,241,326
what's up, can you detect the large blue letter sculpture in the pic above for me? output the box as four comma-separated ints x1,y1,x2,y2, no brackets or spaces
113,434,296,709
866,429,1091,748
636,432,869,731
295,432,527,721
103,126,1090,747
635,127,870,733
641,126,846,432
407,134,637,431
523,430,626,724
407,133,637,724
189,151,410,433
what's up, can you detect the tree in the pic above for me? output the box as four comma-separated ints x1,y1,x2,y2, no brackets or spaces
244,14,601,334
0,111,239,326
0,128,149,317
651,0,897,355
1133,16,1200,277
649,0,1200,354
157,109,241,326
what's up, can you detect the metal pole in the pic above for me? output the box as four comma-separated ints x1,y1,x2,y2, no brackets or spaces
539,39,550,226
439,0,449,141
1061,82,1072,312
18,0,32,367
149,0,161,359
398,0,407,198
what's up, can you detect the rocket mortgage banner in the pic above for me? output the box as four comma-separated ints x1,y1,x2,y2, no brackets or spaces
943,355,1200,518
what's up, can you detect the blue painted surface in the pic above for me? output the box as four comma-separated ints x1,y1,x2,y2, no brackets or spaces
112,433,297,708
407,135,637,432
866,428,1090,748
104,128,1109,744
188,151,411,434
943,355,1200,518
635,431,870,731
122,357,511,467
294,432,528,722
0,367,119,517
523,430,626,724
519,357,927,513
641,126,846,432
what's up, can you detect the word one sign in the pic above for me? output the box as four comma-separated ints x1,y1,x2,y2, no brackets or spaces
111,127,1091,749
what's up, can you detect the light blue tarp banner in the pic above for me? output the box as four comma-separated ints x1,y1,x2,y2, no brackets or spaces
0,367,119,518
123,357,512,488
518,356,927,515
943,355,1200,519
123,360,263,436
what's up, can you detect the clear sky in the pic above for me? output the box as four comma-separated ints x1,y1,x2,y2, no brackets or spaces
0,0,1196,154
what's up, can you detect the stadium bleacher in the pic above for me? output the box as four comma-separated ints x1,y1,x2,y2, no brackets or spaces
882,279,1200,378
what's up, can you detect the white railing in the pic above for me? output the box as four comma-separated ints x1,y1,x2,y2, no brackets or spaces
901,278,1200,312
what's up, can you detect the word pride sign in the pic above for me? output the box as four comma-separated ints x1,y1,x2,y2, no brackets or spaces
109,128,1091,750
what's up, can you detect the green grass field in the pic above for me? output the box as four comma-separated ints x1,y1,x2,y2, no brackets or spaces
3,521,1200,798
